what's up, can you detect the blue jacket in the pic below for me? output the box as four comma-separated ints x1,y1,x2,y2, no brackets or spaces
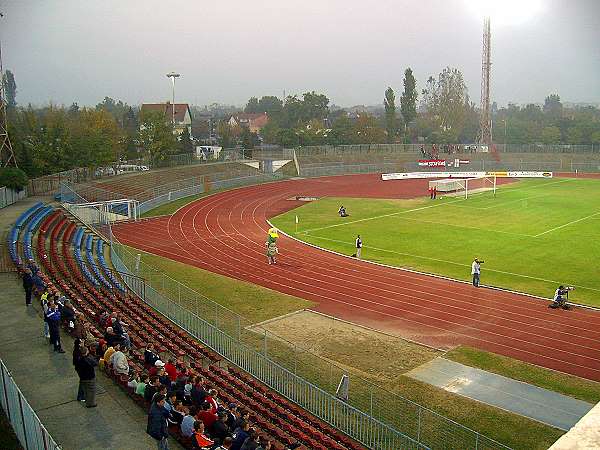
147,402,169,440
45,308,61,322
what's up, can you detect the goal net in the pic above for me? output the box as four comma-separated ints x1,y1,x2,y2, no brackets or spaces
429,176,496,199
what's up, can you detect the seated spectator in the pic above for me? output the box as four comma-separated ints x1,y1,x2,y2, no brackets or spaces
184,377,194,403
127,371,140,390
191,376,208,406
197,400,218,431
192,421,214,449
168,400,185,426
144,376,161,403
60,298,76,328
104,327,122,348
256,436,272,450
98,310,111,329
135,374,149,397
215,436,233,450
164,358,178,382
164,391,177,413
231,420,250,450
149,359,165,377
239,427,258,450
110,313,131,349
206,388,220,411
211,411,231,444
103,343,120,368
110,346,129,375
152,385,168,405
226,403,239,429
181,406,197,438
144,343,160,368
233,410,251,431
157,367,171,388
173,374,188,401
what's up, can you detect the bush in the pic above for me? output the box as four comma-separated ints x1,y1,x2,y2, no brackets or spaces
0,167,29,191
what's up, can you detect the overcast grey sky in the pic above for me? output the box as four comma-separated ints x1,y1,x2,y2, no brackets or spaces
2,0,599,108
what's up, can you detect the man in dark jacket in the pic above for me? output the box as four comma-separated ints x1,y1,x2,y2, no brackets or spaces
75,347,98,407
45,299,65,353
147,394,169,450
22,268,34,306
211,411,231,444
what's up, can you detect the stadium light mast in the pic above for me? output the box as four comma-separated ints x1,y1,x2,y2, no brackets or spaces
478,16,492,148
166,72,180,127
0,13,17,168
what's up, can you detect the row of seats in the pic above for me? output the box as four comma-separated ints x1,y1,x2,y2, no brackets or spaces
11,204,366,450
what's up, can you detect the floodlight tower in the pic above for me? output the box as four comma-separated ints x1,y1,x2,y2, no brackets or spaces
478,16,492,147
166,72,180,126
0,18,17,168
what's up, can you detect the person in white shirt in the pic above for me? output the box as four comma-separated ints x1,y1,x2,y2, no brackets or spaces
110,348,129,375
549,285,572,309
355,235,362,259
471,258,484,287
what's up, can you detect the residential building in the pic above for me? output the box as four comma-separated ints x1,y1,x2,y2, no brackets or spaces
140,102,192,135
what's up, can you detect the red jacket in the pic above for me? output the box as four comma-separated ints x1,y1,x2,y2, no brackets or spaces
164,363,177,381
197,410,217,431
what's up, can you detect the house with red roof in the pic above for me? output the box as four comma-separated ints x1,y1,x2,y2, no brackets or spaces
228,112,269,134
140,102,192,136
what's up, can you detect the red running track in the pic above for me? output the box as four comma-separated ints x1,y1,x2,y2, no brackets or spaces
113,174,600,382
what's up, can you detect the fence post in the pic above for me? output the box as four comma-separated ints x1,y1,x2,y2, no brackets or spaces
215,302,218,329
17,390,29,450
475,432,480,450
263,329,268,356
417,407,422,443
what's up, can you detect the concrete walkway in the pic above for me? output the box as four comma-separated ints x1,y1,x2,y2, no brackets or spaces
0,199,181,450
406,357,594,431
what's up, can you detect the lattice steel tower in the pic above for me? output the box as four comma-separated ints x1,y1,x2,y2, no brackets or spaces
478,16,492,147
0,23,17,168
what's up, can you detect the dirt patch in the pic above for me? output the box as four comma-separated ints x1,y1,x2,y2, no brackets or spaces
254,310,441,383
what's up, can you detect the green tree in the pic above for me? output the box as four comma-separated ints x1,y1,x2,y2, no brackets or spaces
353,114,387,144
240,127,260,149
327,114,354,145
179,127,194,153
137,110,177,164
543,94,563,120
540,126,561,144
384,87,397,142
216,121,233,148
244,97,260,113
71,108,120,166
2,70,17,109
258,96,283,115
400,68,418,127
0,167,28,191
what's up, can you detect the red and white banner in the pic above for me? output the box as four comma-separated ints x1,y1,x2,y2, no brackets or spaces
418,159,446,167
382,171,553,180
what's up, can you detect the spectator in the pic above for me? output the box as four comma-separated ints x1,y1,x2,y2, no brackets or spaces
168,400,185,426
152,385,168,405
181,406,197,438
197,400,218,431
75,346,98,407
150,359,165,377
174,374,188,402
256,436,272,450
136,374,150,397
45,299,65,353
41,290,50,339
104,327,121,348
233,410,251,431
22,268,34,306
239,427,259,450
72,338,85,402
110,346,129,375
127,371,140,390
144,376,161,403
192,421,214,449
110,313,131,349
147,394,169,450
231,420,250,450
60,298,76,330
144,343,160,367
206,388,220,411
184,377,194,402
212,411,231,444
215,437,233,450
191,376,208,406
157,367,171,388
164,391,177,413
103,342,120,368
226,403,238,429
164,358,178,382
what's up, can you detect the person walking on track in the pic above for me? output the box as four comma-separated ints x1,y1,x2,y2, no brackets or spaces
355,235,362,259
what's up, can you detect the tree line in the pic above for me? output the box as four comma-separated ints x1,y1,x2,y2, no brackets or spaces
3,67,600,180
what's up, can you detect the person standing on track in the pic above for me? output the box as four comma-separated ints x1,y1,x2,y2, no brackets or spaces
355,235,362,259
266,228,279,265
471,258,484,287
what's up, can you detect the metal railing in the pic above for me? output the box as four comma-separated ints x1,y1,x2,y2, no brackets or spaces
0,358,61,450
0,186,28,209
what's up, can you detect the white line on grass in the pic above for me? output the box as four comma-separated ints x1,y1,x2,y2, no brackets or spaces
305,234,600,293
535,211,600,237
389,216,535,237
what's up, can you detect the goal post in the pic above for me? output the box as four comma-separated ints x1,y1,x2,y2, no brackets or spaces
429,175,496,199
462,175,496,199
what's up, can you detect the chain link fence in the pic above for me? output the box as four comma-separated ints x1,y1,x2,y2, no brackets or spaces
0,358,61,450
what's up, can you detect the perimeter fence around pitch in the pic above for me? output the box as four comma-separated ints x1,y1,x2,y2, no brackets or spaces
62,171,512,450
0,358,61,450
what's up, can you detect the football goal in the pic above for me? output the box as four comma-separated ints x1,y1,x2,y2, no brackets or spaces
429,175,496,199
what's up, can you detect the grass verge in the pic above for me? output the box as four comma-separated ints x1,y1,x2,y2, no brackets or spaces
446,346,600,404
140,193,206,218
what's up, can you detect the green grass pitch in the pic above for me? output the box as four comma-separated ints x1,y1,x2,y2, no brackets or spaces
271,178,600,306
